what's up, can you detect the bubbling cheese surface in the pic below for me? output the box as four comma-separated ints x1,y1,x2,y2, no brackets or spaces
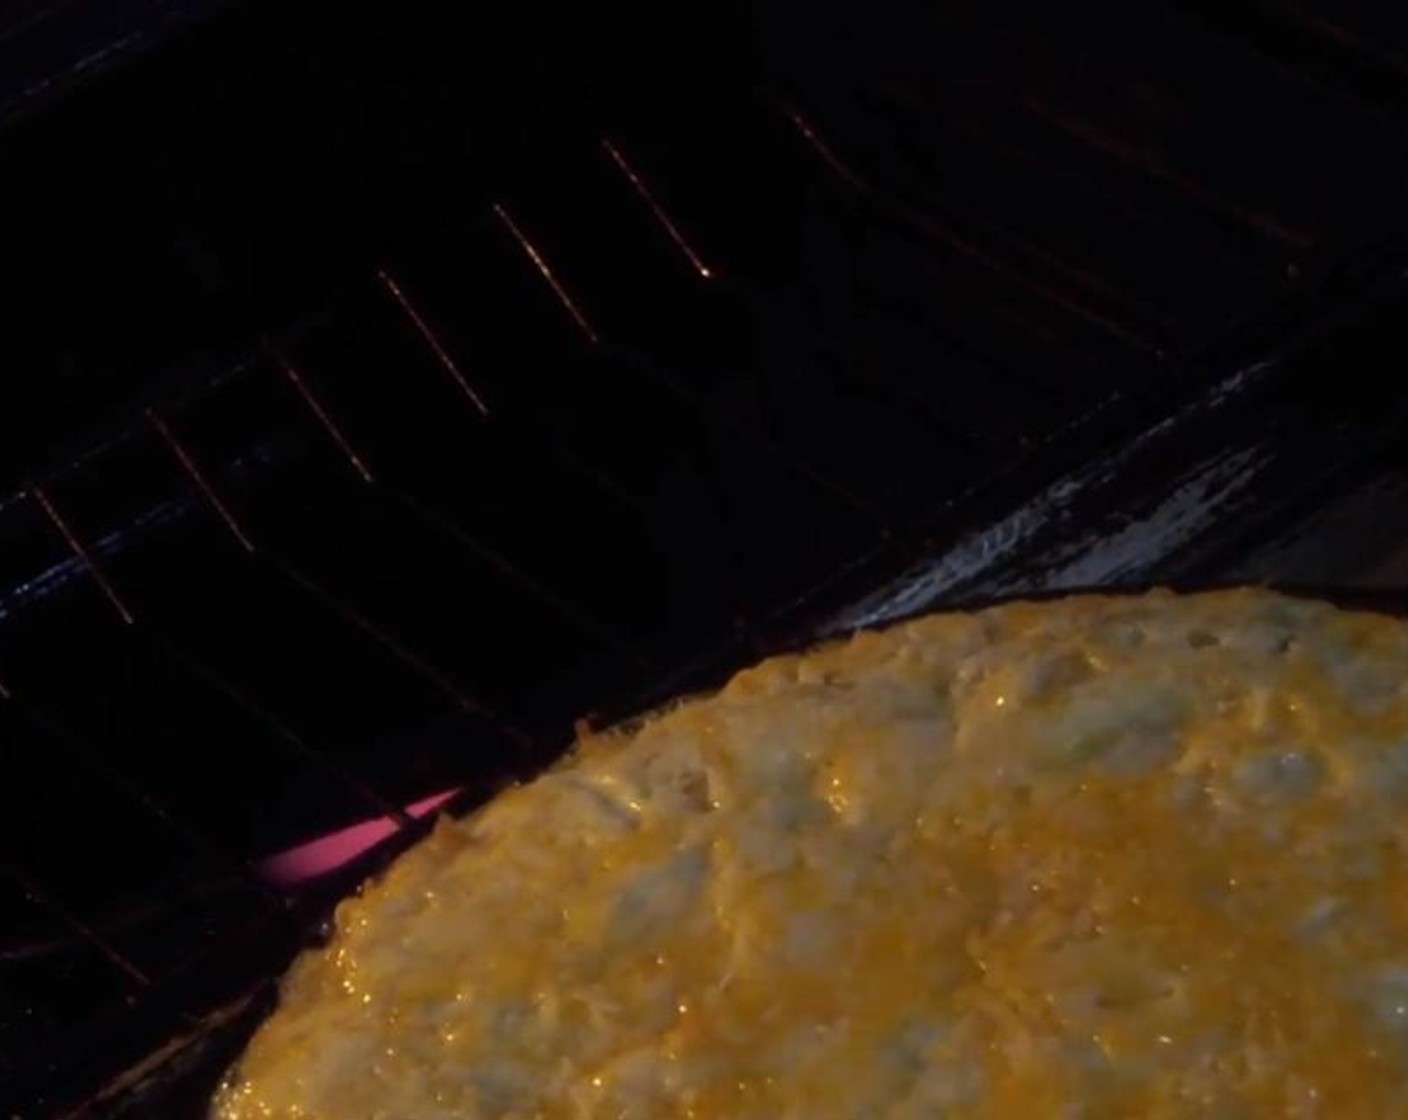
214,590,1408,1118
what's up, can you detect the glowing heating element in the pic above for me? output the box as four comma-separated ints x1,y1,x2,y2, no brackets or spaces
259,788,461,888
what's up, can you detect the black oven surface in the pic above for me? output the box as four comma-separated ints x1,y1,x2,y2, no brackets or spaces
5,2,1408,1116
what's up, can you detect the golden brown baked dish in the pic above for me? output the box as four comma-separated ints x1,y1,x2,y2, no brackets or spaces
213,589,1408,1118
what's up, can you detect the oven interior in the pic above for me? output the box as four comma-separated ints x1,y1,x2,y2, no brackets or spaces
5,2,1408,1115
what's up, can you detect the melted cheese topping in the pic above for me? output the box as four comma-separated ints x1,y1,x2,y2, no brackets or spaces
214,590,1408,1118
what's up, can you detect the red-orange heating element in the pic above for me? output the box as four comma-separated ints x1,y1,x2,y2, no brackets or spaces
267,344,376,483
147,408,256,553
377,269,491,415
492,202,600,346
31,486,135,626
601,138,715,280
